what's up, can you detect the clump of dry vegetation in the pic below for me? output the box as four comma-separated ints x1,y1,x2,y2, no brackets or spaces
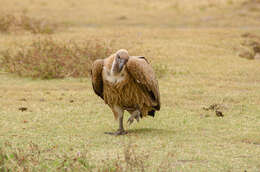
0,142,94,171
99,143,149,171
0,38,115,79
239,32,260,60
0,141,154,171
0,13,56,34
0,38,164,79
123,143,149,171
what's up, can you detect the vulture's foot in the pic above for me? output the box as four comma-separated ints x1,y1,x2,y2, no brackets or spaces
127,112,140,125
104,129,128,136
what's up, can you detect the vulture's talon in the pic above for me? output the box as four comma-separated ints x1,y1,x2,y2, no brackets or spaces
127,117,134,125
128,111,140,125
135,115,140,122
104,130,127,136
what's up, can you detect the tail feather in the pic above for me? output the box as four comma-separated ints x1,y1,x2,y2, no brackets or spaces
148,110,155,117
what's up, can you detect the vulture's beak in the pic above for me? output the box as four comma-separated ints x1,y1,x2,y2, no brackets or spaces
118,58,127,72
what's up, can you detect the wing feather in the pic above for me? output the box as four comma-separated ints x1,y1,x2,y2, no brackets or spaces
127,56,160,110
91,59,104,99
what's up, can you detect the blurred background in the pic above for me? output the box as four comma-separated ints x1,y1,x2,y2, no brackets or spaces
1,0,260,29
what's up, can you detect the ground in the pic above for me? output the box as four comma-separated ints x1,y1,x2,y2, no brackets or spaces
0,0,260,171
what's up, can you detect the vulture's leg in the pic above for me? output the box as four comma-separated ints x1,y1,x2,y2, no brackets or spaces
127,110,140,125
105,105,127,135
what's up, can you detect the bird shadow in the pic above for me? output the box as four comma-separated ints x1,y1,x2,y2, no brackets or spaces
126,128,175,135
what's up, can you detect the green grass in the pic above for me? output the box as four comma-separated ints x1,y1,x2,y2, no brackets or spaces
1,0,260,171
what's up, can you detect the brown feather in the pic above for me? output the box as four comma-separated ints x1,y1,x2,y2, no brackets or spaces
102,72,157,118
126,56,161,110
91,59,104,99
91,51,160,120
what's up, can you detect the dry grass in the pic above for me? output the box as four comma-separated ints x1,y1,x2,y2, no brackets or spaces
1,0,258,29
0,38,115,79
239,32,260,59
0,13,57,34
1,28,260,171
1,0,260,171
152,63,168,79
0,141,156,171
0,141,93,171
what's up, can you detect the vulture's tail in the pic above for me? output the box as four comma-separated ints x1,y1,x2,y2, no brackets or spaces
148,110,155,117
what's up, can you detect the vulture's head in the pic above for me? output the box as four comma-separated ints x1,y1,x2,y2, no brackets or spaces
112,49,129,74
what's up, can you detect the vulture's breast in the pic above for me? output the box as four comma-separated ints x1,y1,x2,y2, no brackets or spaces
103,67,126,84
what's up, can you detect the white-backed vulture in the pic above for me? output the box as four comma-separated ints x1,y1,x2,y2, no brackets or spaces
91,49,160,135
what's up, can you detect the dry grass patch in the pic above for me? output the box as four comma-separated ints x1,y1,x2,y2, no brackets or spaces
0,13,57,34
0,142,93,171
0,38,115,79
0,141,156,171
239,32,260,60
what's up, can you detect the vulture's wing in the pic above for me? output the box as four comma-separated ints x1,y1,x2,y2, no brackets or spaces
127,56,160,110
91,59,104,99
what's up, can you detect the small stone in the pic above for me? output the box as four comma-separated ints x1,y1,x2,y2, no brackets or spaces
215,110,224,117
241,32,251,38
117,16,127,20
19,98,27,101
19,107,28,112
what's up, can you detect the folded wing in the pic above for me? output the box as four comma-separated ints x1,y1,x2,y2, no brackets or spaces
91,59,104,99
126,56,160,110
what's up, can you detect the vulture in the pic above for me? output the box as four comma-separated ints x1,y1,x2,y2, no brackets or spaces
91,49,160,135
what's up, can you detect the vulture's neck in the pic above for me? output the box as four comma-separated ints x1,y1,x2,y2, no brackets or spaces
111,58,117,75
103,55,126,84
104,67,126,84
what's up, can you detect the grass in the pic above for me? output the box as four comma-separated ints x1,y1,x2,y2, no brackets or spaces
1,0,260,171
0,37,115,79
152,63,168,79
0,13,57,34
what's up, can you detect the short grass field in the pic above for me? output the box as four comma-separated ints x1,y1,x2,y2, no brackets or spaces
1,0,260,171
